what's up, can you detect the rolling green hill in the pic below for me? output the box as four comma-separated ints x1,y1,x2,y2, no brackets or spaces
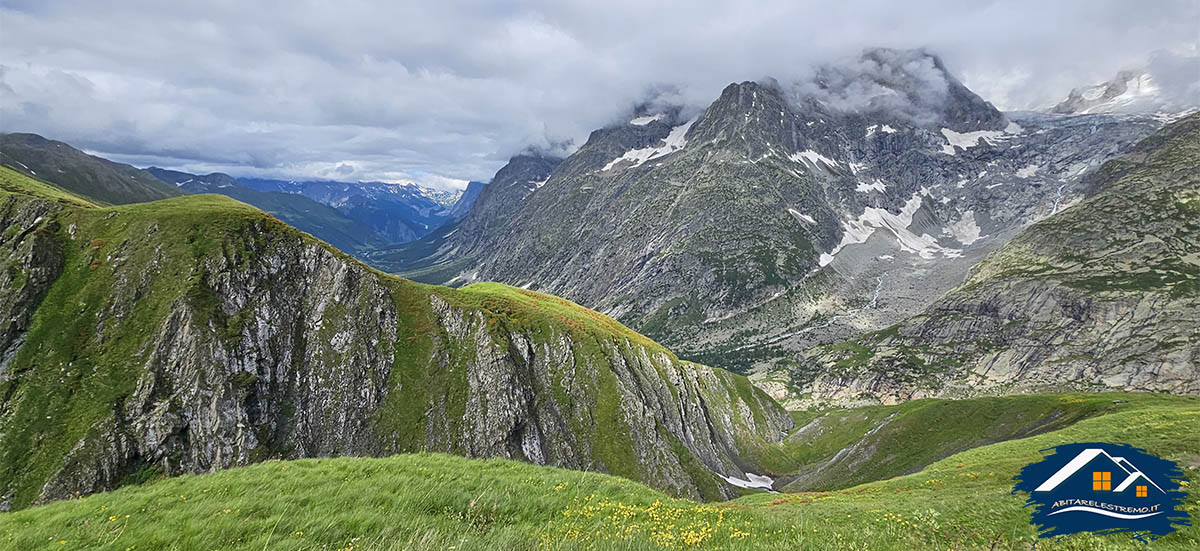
0,133,183,205
0,166,789,511
2,392,1195,550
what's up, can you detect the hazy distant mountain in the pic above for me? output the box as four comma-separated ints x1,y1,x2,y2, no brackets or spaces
239,178,459,243
146,167,390,254
0,133,183,205
1052,51,1199,115
447,180,486,219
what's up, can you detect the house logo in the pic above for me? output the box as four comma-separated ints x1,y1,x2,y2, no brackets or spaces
1012,442,1191,541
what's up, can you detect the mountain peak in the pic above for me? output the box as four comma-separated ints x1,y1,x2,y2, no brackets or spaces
686,79,801,153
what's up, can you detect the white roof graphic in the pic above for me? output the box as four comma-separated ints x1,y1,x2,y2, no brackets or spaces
1034,448,1165,494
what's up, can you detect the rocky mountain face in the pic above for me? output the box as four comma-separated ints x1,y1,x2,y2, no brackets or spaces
0,174,791,511
789,114,1200,407
147,167,391,255
371,49,1168,376
0,133,183,205
239,177,460,243
363,153,563,282
447,180,486,219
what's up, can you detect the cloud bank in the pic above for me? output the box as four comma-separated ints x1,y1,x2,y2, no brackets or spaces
1,0,1196,188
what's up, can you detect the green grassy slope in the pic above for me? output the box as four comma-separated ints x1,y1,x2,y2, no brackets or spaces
3,392,1195,551
747,393,1171,492
0,165,100,208
0,133,183,205
0,176,787,509
191,184,392,254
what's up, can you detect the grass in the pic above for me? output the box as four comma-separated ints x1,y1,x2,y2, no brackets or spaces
448,282,666,354
743,393,1186,491
0,165,101,208
2,392,1196,550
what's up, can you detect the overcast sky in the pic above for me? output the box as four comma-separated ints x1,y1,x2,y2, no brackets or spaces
1,1,1197,190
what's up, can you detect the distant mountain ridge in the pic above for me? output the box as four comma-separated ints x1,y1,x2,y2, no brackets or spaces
239,177,463,243
448,180,486,219
0,133,183,205
146,167,391,254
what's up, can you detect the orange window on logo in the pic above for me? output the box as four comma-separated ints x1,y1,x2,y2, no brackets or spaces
1137,485,1148,497
1092,471,1111,491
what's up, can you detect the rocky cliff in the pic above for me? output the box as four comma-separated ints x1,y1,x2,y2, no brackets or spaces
791,114,1200,406
0,171,791,511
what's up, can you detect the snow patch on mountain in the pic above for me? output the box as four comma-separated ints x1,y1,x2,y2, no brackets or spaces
1083,73,1160,114
1016,164,1039,178
630,114,663,125
787,208,816,225
940,129,1002,155
603,117,697,171
855,180,887,193
718,472,774,491
819,193,963,267
947,211,983,245
789,150,840,170
866,124,899,137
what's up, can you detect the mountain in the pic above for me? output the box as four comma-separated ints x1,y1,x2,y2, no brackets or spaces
364,152,562,282
447,180,486,219
1052,51,1200,115
789,113,1200,406
0,166,790,511
0,133,183,205
369,49,1166,376
146,167,391,254
239,178,460,243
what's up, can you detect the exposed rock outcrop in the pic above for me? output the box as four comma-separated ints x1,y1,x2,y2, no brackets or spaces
0,187,791,511
792,114,1200,406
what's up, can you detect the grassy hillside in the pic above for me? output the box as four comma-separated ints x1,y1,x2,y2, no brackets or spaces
742,392,1174,492
0,133,183,205
0,175,789,510
0,165,100,208
2,392,1195,550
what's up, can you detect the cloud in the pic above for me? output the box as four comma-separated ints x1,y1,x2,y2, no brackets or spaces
1,1,1196,189
790,48,955,125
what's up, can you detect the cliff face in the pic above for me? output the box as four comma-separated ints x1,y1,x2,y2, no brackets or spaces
0,181,791,511
791,114,1200,406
